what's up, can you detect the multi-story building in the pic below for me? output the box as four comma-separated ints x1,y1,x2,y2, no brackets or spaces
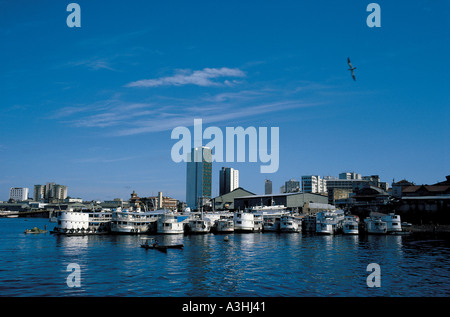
339,172,362,180
9,187,29,201
265,179,272,195
219,167,239,196
186,147,212,209
143,192,178,211
33,183,68,202
51,184,68,201
285,179,300,193
301,175,327,193
33,185,45,201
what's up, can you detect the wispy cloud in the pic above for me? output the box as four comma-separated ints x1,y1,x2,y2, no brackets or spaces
65,57,116,71
114,100,321,136
125,67,246,88
56,101,158,128
54,89,322,137
52,66,331,137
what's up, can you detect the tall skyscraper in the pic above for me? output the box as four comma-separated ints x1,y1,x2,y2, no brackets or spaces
186,147,212,209
265,179,272,195
219,167,239,196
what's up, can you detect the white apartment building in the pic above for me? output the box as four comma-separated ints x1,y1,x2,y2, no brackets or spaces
301,176,327,193
9,187,29,201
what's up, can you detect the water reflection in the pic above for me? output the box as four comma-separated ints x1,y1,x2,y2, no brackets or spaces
2,218,450,296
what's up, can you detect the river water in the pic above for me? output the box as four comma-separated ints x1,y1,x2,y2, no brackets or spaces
0,217,449,297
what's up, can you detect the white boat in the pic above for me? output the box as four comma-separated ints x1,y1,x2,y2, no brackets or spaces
382,213,402,233
263,216,281,232
343,215,359,235
250,205,288,215
215,215,235,233
280,215,302,233
253,213,264,232
364,216,387,234
316,210,345,234
250,205,288,232
157,212,188,234
52,208,112,234
110,207,159,234
233,211,256,232
364,212,402,234
0,211,19,218
187,217,211,234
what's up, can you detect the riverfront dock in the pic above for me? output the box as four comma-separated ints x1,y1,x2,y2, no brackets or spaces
0,210,50,218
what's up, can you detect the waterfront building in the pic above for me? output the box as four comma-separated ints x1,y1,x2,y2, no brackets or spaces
9,187,29,201
395,176,450,224
212,187,255,211
265,179,272,195
234,192,328,211
325,177,368,205
186,147,212,209
219,167,239,196
301,175,327,193
142,192,178,211
101,198,127,209
391,179,415,198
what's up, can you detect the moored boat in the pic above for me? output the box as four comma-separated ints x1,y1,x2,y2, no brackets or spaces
187,217,211,234
280,215,302,233
215,216,235,233
157,211,188,234
110,207,159,234
263,216,280,232
316,210,345,234
364,213,388,234
51,208,112,235
382,213,402,233
343,215,359,235
233,211,257,232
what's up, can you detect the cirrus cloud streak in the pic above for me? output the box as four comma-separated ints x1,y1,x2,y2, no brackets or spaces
125,67,246,88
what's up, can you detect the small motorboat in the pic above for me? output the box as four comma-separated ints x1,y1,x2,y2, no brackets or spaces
140,238,184,252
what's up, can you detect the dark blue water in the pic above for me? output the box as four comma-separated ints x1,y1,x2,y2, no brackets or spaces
1,218,449,297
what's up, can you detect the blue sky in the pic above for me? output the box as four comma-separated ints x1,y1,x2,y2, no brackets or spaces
1,0,449,201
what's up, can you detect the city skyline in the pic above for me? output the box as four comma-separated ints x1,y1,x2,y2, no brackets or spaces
1,1,448,202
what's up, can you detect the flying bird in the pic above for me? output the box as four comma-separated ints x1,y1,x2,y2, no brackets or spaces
347,57,356,81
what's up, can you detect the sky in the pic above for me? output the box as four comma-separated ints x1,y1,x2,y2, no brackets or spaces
0,0,449,202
